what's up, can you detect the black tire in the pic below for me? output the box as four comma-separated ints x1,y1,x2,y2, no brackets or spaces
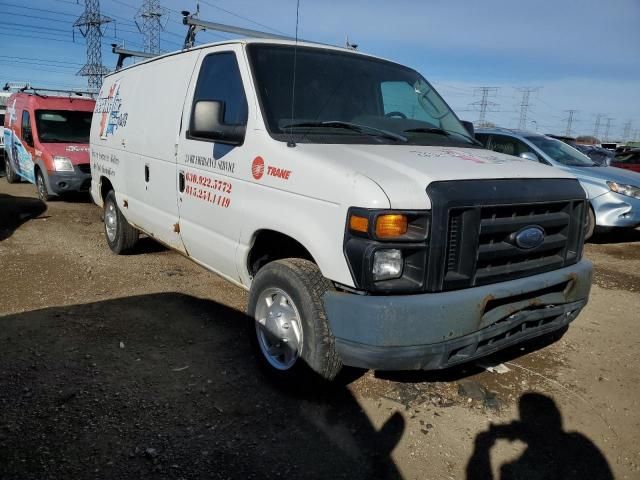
5,157,20,184
247,258,342,383
585,206,595,241
35,169,53,202
103,190,139,254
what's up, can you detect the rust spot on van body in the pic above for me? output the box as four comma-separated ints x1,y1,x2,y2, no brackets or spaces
123,200,128,208
173,223,180,233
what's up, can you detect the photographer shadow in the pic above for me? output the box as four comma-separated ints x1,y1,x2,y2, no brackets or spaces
467,392,613,480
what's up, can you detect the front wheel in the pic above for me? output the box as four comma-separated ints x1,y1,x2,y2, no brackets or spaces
36,170,52,201
103,190,139,254
247,259,342,383
585,206,595,241
5,158,19,184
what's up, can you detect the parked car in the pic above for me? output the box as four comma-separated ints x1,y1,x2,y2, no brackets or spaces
611,149,640,173
91,39,591,382
476,128,640,238
3,91,94,200
574,144,614,166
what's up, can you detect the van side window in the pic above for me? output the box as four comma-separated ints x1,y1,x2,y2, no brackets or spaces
193,52,248,126
22,111,34,147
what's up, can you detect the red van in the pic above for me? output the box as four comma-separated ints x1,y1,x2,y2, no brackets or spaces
611,149,640,173
3,92,95,200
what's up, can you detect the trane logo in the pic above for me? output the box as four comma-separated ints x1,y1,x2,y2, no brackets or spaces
252,156,265,180
251,156,292,181
512,225,545,250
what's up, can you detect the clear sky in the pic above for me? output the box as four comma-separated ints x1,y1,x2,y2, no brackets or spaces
2,0,639,140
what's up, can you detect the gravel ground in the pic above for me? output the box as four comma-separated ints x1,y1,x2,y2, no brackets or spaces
1,178,639,479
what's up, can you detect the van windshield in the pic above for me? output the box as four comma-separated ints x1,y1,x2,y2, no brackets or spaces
35,110,92,144
247,44,476,147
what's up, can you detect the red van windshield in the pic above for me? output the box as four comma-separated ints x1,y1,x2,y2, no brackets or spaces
35,110,92,143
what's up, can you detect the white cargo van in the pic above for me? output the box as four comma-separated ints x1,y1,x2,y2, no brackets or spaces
90,39,592,381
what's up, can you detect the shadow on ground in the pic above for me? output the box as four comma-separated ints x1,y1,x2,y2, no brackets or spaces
590,227,640,244
0,293,403,479
0,193,47,241
467,392,613,479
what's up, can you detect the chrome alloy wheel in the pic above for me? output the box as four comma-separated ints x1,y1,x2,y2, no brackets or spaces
105,199,118,243
254,287,303,370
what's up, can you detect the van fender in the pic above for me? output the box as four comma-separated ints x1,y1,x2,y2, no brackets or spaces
33,157,58,197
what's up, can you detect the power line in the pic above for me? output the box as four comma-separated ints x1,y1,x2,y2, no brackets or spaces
603,117,615,142
74,0,112,91
470,87,499,126
136,0,168,54
564,109,577,137
516,87,540,130
592,113,604,140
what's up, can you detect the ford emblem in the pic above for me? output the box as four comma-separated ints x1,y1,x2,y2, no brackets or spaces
513,226,545,250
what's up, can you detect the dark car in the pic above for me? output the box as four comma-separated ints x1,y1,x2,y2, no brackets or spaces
574,144,614,166
611,149,640,173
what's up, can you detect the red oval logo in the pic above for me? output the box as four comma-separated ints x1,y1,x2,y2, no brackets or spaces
252,156,265,180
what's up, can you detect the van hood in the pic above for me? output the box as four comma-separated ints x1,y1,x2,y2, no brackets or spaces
39,143,90,165
302,144,575,208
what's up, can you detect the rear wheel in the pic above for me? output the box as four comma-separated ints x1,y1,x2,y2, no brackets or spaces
247,258,342,383
585,206,595,240
104,190,139,254
35,169,52,201
5,157,19,184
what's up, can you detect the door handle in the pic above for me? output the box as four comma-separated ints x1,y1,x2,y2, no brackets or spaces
178,171,185,192
144,164,149,182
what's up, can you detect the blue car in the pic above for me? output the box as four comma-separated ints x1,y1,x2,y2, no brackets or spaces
476,128,640,238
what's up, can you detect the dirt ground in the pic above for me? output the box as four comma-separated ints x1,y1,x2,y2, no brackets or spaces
1,178,639,480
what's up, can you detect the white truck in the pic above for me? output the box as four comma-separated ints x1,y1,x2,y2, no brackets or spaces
90,39,592,382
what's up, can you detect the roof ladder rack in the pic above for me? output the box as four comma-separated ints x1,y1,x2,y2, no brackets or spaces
2,82,95,97
112,44,157,70
181,11,304,49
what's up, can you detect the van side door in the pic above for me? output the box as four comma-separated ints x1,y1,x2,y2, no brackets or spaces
19,109,36,182
176,47,250,283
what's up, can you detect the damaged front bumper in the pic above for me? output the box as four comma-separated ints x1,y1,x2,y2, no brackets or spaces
323,259,592,370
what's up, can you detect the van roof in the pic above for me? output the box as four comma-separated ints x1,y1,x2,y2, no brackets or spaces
106,38,392,78
7,92,95,111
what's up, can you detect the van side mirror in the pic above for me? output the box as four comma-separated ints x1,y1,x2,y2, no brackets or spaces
460,120,475,138
188,100,246,145
519,152,538,162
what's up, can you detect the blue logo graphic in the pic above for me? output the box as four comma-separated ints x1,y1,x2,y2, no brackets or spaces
513,226,545,250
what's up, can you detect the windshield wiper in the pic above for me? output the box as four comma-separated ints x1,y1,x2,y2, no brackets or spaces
403,127,483,146
282,121,407,143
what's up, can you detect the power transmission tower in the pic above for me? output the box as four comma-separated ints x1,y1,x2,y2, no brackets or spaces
622,120,632,141
516,87,539,130
604,117,614,142
136,0,169,54
564,110,577,137
592,113,604,140
470,87,499,127
74,0,112,91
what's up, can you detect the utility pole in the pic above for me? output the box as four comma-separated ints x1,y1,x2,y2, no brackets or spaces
622,120,632,142
516,87,539,130
604,117,614,142
470,87,499,127
592,113,604,140
136,0,168,54
74,0,112,91
564,110,577,137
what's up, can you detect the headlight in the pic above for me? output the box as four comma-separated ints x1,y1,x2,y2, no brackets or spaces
607,181,640,200
344,208,430,293
373,249,403,281
53,156,74,172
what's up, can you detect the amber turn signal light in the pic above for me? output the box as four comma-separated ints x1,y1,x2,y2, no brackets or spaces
349,214,369,233
375,214,408,238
